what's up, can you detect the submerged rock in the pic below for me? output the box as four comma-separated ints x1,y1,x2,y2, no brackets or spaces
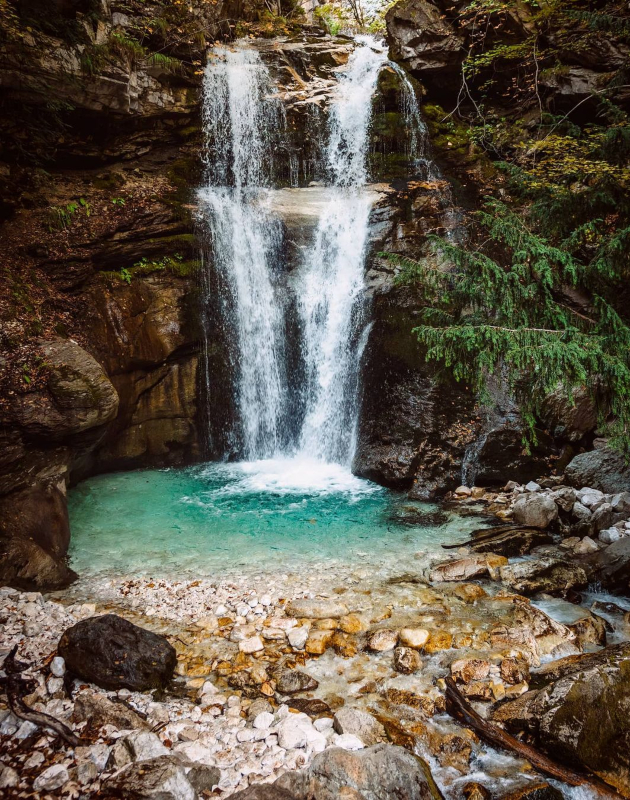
58,614,176,691
430,554,507,582
284,599,349,619
276,669,319,695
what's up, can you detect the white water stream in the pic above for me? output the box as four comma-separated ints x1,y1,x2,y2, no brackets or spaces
199,37,423,477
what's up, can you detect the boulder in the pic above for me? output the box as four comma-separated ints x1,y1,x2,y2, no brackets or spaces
540,385,597,442
275,743,436,799
565,443,630,494
393,647,423,674
72,692,149,731
498,558,588,597
495,644,630,796
58,614,176,691
587,537,630,592
104,755,197,800
512,494,558,528
333,708,386,746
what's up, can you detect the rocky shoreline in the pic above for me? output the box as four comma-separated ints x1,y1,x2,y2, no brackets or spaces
1,473,630,799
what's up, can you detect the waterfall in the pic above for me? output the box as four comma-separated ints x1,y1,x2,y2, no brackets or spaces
296,39,388,464
199,37,425,469
199,47,289,459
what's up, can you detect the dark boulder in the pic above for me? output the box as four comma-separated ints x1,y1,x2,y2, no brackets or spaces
58,614,177,691
493,644,630,797
0,482,77,591
565,442,630,494
275,669,319,695
586,537,630,593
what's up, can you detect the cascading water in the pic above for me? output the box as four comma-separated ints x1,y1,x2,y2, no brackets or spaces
199,47,288,459
199,37,425,472
296,39,389,464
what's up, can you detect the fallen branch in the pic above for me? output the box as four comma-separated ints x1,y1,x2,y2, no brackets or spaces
3,645,83,747
444,677,621,798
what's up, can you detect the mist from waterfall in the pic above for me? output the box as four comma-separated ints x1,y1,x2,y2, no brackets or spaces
199,37,424,473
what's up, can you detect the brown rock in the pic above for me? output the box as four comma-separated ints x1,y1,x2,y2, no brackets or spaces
338,614,365,634
450,658,490,684
331,632,358,658
423,630,453,653
462,782,492,800
453,583,488,603
305,629,335,655
393,647,422,674
500,657,530,685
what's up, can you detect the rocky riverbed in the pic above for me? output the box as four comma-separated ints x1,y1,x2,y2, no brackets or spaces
1,477,630,799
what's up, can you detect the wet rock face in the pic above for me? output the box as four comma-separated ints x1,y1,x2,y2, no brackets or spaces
498,644,630,796
386,0,465,86
58,614,177,691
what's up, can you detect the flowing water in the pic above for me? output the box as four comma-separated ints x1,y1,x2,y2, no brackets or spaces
69,37,438,578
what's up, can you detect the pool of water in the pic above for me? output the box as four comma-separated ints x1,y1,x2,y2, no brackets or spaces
68,457,486,580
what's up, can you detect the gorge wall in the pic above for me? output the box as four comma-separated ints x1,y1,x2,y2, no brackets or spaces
0,0,607,589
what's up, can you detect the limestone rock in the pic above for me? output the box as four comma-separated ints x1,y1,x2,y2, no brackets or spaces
333,707,386,746
498,558,588,597
58,614,176,691
104,755,196,800
274,743,436,799
430,554,507,582
398,627,429,649
450,658,490,684
512,493,558,528
284,599,349,619
73,691,149,730
366,628,398,652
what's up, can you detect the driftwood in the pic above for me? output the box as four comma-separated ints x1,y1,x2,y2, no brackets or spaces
444,677,622,798
2,645,83,747
441,524,544,549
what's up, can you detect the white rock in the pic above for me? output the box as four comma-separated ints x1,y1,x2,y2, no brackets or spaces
260,594,272,607
455,486,472,496
398,628,429,649
34,764,69,792
600,528,621,544
50,656,66,677
239,635,264,654
525,481,541,492
77,761,98,785
333,733,365,750
215,604,228,616
15,720,38,739
47,676,64,694
236,728,255,742
0,766,19,789
287,627,308,650
313,717,334,733
200,680,219,696
125,730,169,761
253,711,275,730
578,488,605,507
276,714,312,749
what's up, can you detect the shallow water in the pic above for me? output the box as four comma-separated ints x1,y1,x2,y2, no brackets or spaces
68,458,483,579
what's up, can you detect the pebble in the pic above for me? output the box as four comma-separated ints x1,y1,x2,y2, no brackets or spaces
239,635,265,653
288,626,309,650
